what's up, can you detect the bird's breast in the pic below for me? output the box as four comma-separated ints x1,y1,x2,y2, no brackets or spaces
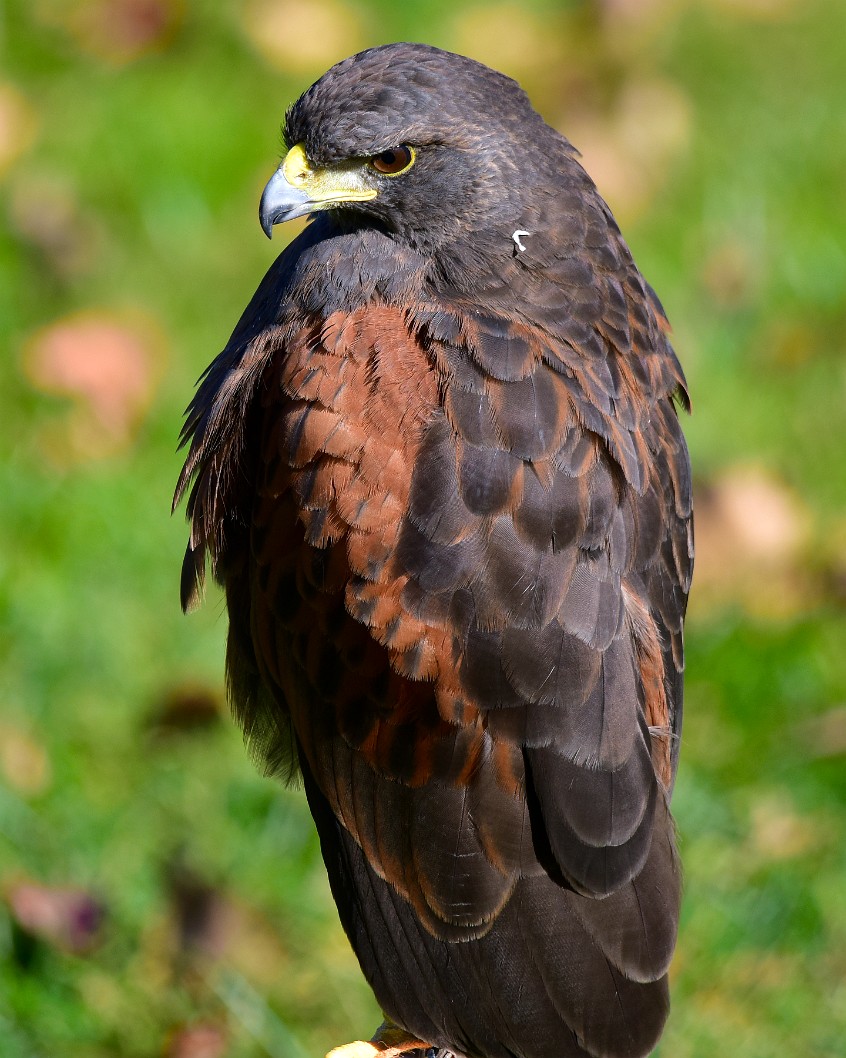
249,303,470,763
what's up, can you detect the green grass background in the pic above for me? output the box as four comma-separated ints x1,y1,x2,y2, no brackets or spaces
1,1,845,1055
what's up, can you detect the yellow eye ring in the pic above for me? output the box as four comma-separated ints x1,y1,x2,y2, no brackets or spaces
369,145,416,176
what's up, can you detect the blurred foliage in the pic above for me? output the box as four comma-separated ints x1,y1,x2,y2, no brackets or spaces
1,0,845,1055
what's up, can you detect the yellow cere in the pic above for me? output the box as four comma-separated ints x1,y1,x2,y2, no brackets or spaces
282,142,378,205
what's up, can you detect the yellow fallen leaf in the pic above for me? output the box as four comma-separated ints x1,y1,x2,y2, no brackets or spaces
243,0,366,76
0,82,39,176
0,724,52,797
691,465,814,618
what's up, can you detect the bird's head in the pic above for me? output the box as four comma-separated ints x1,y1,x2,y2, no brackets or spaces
259,43,572,261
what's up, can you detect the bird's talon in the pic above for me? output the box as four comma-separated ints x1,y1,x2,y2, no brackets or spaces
326,1043,384,1058
326,1024,435,1058
374,1045,431,1058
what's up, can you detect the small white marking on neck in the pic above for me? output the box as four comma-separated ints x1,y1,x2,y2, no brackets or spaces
512,229,531,253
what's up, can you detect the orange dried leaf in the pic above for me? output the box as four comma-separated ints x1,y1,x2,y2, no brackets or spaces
23,310,164,458
6,881,105,954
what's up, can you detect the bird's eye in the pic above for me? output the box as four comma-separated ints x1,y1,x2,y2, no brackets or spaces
369,145,415,176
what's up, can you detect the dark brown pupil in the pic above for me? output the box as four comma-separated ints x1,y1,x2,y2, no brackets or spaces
371,146,412,174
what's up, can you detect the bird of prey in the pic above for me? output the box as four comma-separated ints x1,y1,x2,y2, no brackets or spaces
175,43,693,1058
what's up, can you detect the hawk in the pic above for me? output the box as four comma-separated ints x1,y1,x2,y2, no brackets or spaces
176,43,693,1058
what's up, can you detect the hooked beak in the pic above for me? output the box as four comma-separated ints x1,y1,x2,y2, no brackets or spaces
259,142,378,238
259,166,311,236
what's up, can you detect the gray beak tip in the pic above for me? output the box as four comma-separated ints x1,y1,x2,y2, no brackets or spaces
259,167,311,237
